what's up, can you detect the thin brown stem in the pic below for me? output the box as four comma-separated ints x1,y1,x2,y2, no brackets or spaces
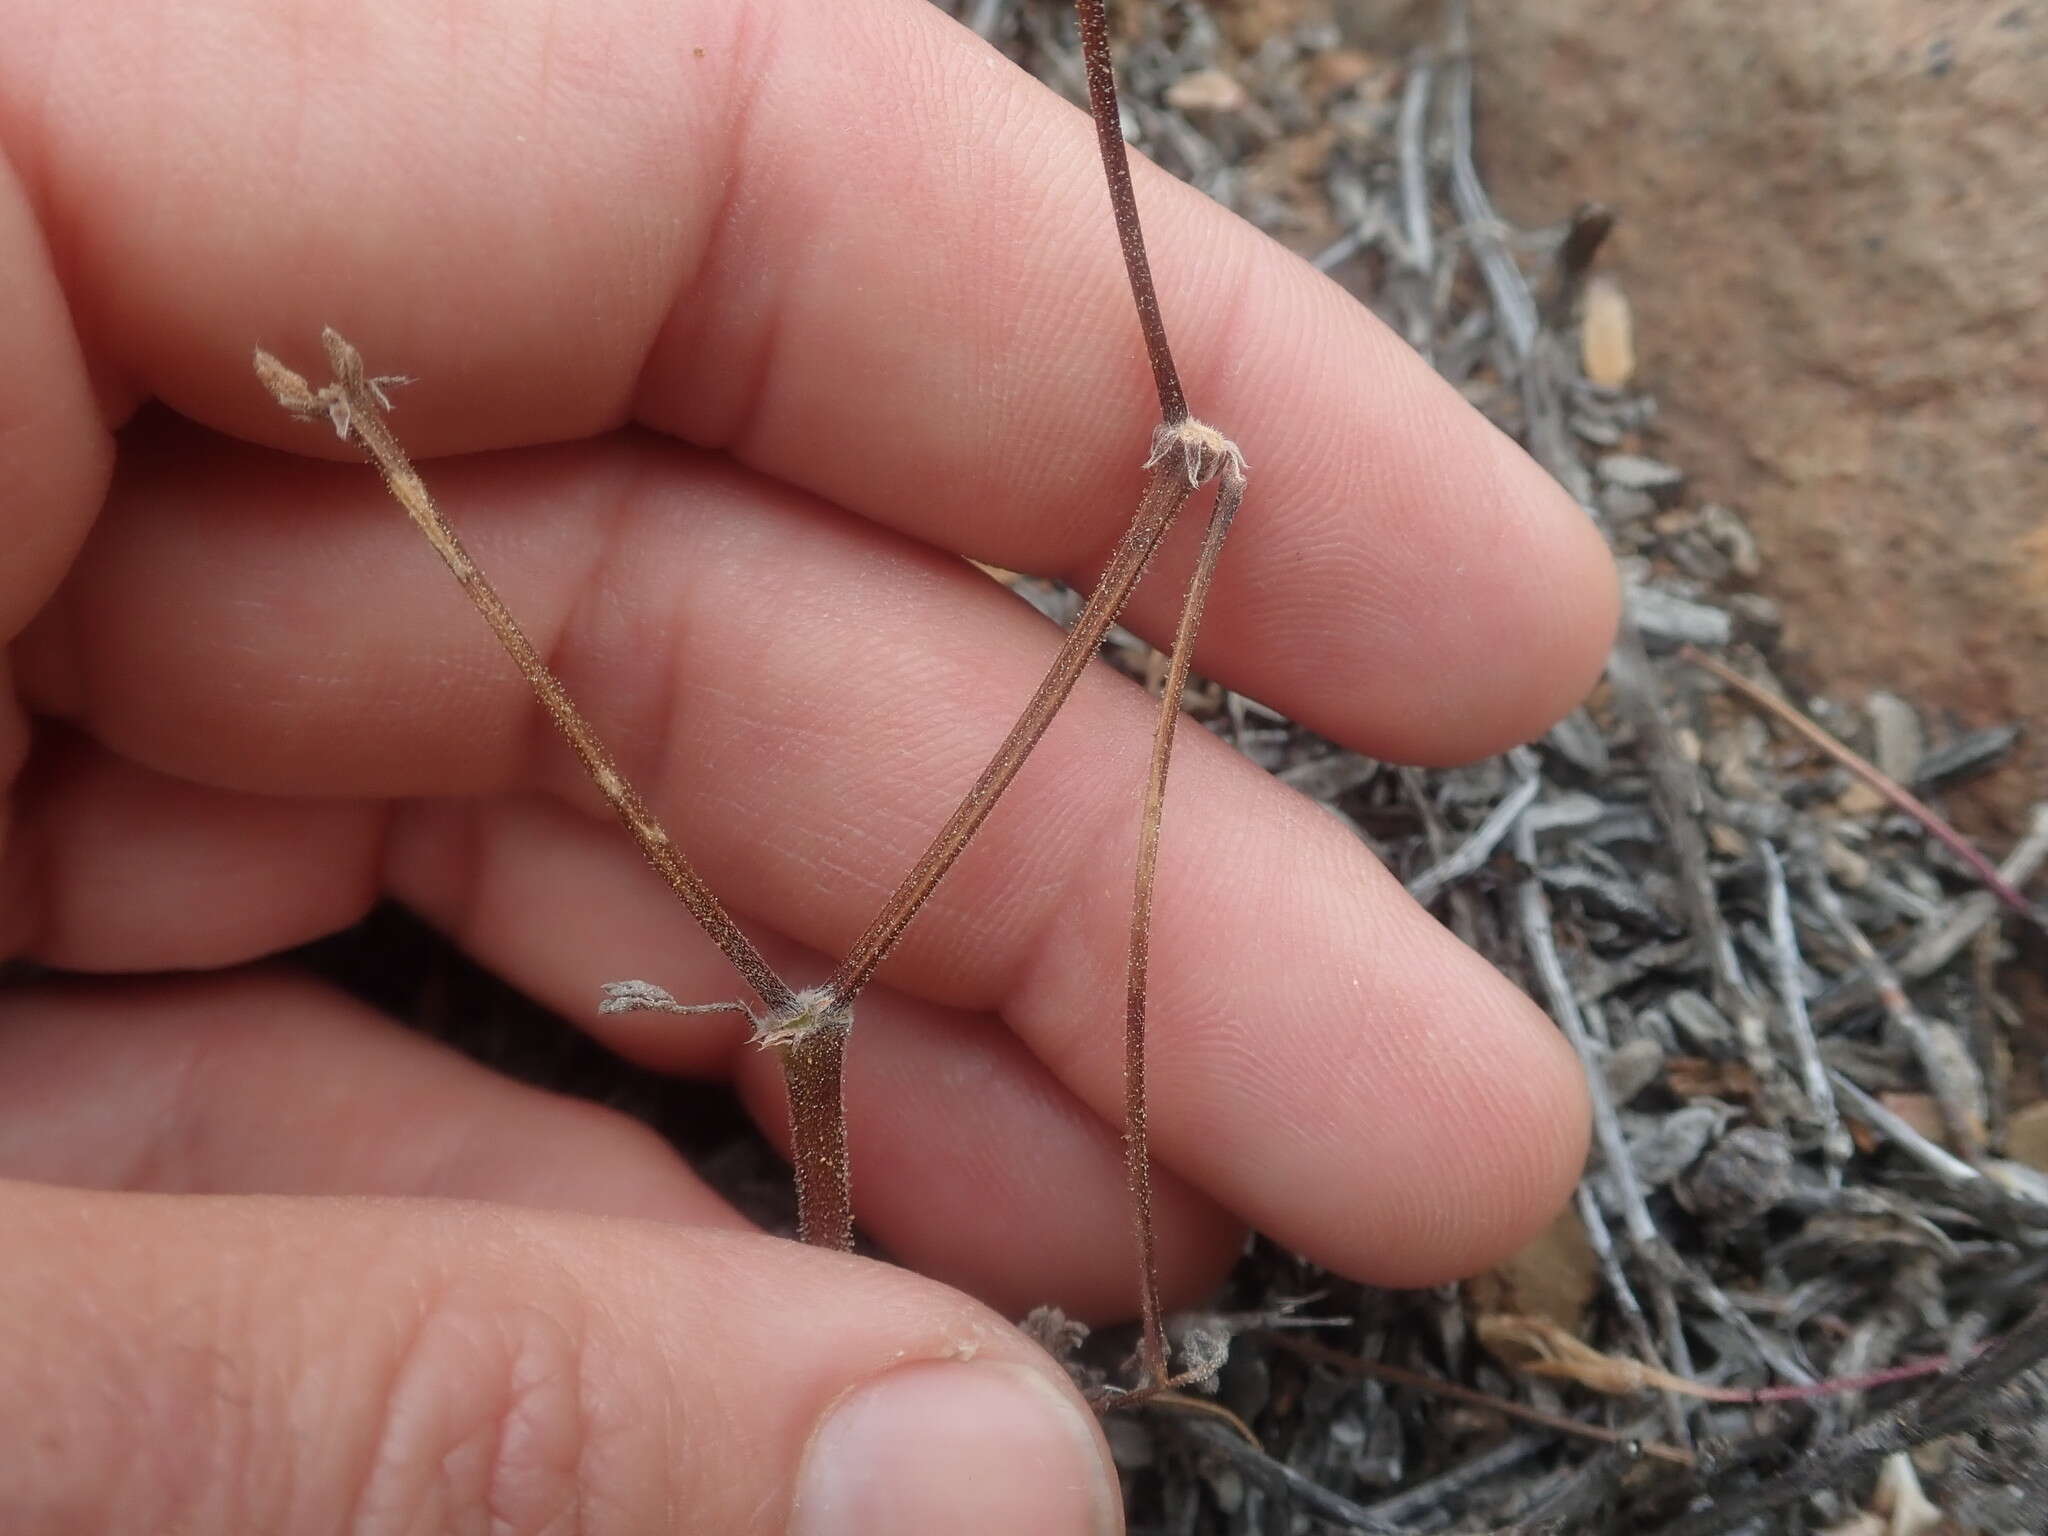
781,1003,853,1248
1074,0,1187,426
253,331,879,1249
1127,454,1245,1389
1680,646,2044,932
828,0,1224,1046
1067,0,1252,1396
1264,1333,1696,1468
257,333,857,1246
254,331,801,1019
823,460,1195,1009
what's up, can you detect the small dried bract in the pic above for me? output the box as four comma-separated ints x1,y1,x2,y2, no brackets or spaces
1147,415,1247,488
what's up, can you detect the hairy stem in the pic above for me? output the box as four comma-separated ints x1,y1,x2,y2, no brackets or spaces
1681,646,2043,930
256,333,863,1250
823,461,1196,1009
1075,0,1187,426
255,331,799,1018
1073,0,1251,1395
1125,457,1244,1388
781,1002,853,1248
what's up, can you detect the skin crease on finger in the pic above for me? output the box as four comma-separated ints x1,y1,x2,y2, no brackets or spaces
0,1182,1120,1534
0,0,1616,763
15,729,388,972
0,971,753,1228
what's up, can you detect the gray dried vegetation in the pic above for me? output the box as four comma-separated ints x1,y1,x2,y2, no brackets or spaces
938,2,2048,1531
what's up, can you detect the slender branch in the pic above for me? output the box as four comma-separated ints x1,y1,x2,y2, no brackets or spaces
1126,451,1244,1388
1511,811,1692,1380
1681,645,2045,931
253,331,799,1018
1405,765,1540,903
1805,868,1989,1162
1441,6,1538,363
1650,1298,2048,1536
829,0,1250,1265
1074,0,1187,425
1577,1184,1693,1450
1394,53,1435,279
1265,1332,1695,1467
822,460,1195,1009
256,335,856,1250
1172,1417,1406,1534
1067,0,1253,1396
1828,1069,1981,1185
782,1004,852,1248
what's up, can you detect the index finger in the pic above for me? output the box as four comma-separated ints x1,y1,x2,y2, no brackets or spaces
4,0,1613,761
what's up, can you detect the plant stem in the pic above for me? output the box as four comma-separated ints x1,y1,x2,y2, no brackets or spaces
1075,0,1187,427
256,333,868,1249
823,461,1196,1009
1073,0,1257,1395
1680,645,2044,931
1266,1332,1696,1468
1070,0,1251,1394
781,1001,853,1247
255,330,801,1019
1126,456,1244,1387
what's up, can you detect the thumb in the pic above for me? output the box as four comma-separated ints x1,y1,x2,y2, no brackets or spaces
0,1180,1122,1535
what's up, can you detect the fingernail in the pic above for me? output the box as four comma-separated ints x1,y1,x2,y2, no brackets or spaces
791,1360,1121,1536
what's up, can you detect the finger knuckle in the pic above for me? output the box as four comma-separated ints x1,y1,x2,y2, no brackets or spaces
357,1285,598,1535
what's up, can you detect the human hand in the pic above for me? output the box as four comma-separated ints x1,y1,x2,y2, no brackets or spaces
0,0,1617,1529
